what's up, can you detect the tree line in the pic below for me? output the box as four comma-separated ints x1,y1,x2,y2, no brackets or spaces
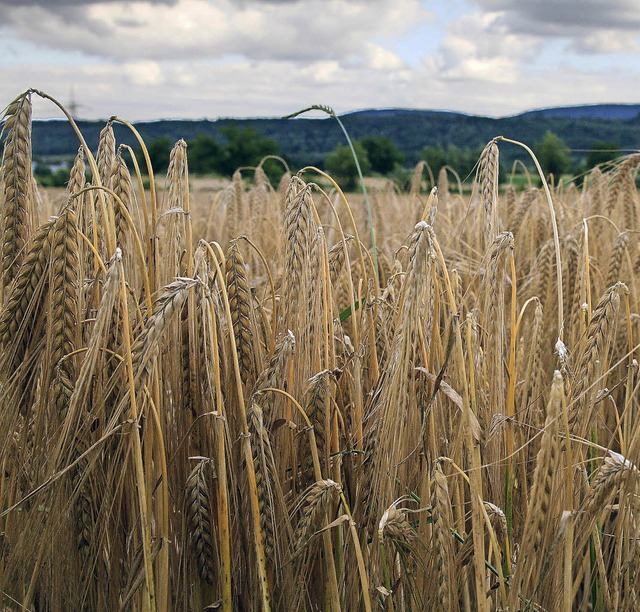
34,127,625,189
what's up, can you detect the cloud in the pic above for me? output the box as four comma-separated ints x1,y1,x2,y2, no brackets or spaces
363,44,406,71
430,0,640,97
2,0,639,123
569,30,639,54
1,0,426,62
122,60,165,86
0,0,174,5
472,1,640,45
476,0,640,30
6,46,637,123
435,12,538,84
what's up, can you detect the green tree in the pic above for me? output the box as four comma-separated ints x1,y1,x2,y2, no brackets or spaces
359,136,404,174
420,144,482,180
187,134,223,174
218,126,281,176
586,140,620,169
420,145,447,175
139,136,172,173
33,163,71,187
534,131,571,177
324,142,371,191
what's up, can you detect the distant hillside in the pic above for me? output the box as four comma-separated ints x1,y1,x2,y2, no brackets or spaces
26,104,640,170
518,104,640,121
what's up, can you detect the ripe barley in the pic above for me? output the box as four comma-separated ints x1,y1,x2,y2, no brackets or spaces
0,218,54,355
48,207,81,417
131,278,195,381
302,370,332,481
606,232,629,288
570,282,626,435
479,139,500,245
110,149,133,253
185,458,217,585
2,92,35,290
226,242,255,388
513,370,564,603
291,479,341,559
328,236,353,286
282,176,317,323
246,401,278,561
252,329,296,425
67,147,86,197
96,121,116,186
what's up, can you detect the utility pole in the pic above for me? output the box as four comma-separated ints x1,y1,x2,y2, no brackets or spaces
68,86,80,119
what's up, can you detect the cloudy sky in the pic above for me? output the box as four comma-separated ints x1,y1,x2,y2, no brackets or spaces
1,0,639,120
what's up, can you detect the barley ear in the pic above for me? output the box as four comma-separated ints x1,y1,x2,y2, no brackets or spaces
479,139,500,246
2,92,35,291
186,458,217,585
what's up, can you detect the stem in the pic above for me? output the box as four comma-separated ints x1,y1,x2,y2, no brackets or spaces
504,249,517,570
563,514,573,612
498,136,564,340
202,242,271,610
205,289,233,610
32,89,116,255
332,113,378,281
582,219,592,322
119,256,156,611
120,144,151,254
238,235,278,352
144,386,169,612
285,105,378,280
339,491,372,612
72,185,153,311
112,117,159,294
428,224,488,609
378,533,395,612
259,387,341,611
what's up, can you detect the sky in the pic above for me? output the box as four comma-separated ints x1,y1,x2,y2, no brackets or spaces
1,0,639,121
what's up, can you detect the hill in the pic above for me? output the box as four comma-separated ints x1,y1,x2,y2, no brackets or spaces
27,104,640,170
518,104,640,121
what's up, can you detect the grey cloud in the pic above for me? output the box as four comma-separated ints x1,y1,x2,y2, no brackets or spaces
0,0,176,26
474,0,640,36
0,0,175,4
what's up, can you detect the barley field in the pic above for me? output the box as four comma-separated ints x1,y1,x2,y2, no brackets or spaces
1,90,640,611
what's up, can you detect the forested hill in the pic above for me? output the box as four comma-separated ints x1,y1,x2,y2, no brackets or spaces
29,104,640,168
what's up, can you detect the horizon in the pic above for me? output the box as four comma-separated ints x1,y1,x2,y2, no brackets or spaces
26,101,640,125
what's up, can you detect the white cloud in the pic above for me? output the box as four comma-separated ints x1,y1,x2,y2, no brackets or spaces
364,43,406,71
308,60,343,85
2,0,427,62
123,60,165,86
1,0,639,122
5,50,639,122
435,12,537,84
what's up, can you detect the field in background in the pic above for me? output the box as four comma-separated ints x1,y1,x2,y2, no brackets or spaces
2,90,640,611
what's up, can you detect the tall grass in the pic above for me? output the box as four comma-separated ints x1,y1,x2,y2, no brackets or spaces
1,88,640,610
